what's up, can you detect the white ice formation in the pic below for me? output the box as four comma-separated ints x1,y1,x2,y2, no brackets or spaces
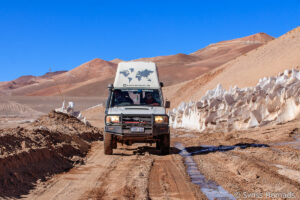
169,69,300,132
55,101,90,125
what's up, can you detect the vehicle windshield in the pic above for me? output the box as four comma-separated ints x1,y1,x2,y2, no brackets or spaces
111,89,162,107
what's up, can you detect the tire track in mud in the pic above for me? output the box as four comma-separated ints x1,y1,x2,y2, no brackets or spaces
81,147,154,200
149,152,203,200
226,148,300,194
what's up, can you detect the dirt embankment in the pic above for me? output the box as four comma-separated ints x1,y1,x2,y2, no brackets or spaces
0,111,103,198
173,118,300,199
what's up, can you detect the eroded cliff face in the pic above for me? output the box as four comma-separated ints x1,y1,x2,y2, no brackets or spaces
0,111,103,198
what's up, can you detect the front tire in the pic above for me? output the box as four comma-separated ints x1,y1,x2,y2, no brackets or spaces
160,134,170,155
104,132,113,155
156,140,160,150
112,136,117,149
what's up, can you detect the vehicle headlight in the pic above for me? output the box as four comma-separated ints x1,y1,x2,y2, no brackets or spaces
155,116,168,123
106,116,120,123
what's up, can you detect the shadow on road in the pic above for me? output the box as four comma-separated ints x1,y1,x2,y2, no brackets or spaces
134,146,180,155
113,142,269,156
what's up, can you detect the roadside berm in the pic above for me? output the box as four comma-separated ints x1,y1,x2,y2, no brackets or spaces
0,111,103,198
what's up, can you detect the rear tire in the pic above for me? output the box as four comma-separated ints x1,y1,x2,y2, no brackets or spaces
160,134,170,155
104,132,113,155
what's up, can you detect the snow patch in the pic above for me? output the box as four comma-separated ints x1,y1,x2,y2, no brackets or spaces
170,69,300,132
55,101,90,125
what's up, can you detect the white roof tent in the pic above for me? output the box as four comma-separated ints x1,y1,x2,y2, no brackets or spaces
113,61,161,88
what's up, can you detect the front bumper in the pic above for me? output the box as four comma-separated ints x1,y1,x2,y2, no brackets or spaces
105,114,169,137
105,124,169,137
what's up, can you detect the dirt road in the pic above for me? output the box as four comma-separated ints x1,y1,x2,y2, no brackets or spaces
13,117,300,200
23,141,202,200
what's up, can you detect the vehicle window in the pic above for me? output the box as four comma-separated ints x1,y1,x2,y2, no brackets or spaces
111,89,162,107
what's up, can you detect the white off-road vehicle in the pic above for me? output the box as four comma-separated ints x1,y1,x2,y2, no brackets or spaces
104,61,170,155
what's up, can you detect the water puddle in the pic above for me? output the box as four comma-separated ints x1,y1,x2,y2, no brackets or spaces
175,143,236,200
187,143,269,155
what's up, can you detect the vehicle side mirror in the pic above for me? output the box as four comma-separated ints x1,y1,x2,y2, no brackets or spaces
107,84,113,91
160,82,164,87
165,100,170,108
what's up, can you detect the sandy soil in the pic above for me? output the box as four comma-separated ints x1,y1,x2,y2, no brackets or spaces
0,96,105,129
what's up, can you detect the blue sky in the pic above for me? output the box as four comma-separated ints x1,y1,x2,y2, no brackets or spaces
0,0,300,81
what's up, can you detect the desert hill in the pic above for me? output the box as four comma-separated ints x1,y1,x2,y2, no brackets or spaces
57,32,273,97
110,58,123,64
133,33,273,86
3,59,117,96
0,32,273,97
0,71,67,95
64,32,272,97
164,27,300,108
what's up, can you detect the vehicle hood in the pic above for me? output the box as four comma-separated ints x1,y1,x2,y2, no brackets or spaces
107,106,166,115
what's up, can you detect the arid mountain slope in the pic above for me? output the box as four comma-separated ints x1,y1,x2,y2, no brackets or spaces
62,32,273,97
164,27,300,107
134,33,273,86
4,59,116,96
0,33,273,97
110,58,123,64
0,71,67,93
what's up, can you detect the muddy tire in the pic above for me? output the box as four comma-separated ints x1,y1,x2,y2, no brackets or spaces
112,136,117,149
156,140,160,150
160,134,170,155
104,132,113,155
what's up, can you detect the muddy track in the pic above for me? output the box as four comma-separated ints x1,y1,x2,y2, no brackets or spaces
81,146,153,200
149,155,203,200
23,142,201,200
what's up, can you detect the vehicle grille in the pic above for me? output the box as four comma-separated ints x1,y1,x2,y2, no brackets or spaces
122,115,153,128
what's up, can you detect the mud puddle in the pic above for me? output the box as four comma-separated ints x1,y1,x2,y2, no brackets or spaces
175,143,236,200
